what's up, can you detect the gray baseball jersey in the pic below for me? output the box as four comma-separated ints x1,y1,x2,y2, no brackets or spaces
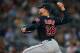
22,39,62,53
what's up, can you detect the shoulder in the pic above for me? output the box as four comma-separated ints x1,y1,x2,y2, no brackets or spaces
34,17,40,22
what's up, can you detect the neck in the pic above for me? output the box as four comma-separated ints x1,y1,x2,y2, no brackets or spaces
45,11,49,16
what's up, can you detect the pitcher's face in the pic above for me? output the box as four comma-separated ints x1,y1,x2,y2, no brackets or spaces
39,8,49,16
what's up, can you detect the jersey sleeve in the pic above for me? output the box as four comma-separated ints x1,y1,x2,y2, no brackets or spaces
55,10,72,25
25,18,40,32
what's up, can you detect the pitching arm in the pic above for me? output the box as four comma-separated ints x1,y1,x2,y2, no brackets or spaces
55,2,72,25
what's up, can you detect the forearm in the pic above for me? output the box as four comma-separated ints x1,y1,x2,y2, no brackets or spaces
55,9,72,25
26,24,37,31
21,24,37,33
61,10,72,24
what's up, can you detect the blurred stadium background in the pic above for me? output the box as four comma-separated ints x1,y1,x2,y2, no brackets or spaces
0,0,80,53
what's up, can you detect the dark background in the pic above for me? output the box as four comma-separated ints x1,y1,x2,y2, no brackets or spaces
0,0,80,53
